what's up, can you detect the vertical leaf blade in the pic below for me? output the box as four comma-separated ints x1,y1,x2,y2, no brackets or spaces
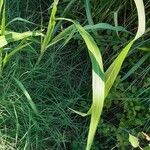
0,0,3,14
41,0,59,52
73,21,105,150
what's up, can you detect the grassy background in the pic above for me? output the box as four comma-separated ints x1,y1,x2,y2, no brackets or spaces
0,0,150,149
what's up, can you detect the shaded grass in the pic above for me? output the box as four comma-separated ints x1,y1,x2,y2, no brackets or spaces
1,35,149,150
0,39,91,149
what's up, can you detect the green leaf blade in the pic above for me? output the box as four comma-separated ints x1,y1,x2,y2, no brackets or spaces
0,31,43,48
73,21,105,150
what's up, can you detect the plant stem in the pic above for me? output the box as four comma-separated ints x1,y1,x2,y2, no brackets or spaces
35,52,44,67
0,49,3,76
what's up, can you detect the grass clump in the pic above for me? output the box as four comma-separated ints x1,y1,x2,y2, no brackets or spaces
0,0,42,75
0,0,149,150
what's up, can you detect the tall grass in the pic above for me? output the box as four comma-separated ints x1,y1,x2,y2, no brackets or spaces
0,0,149,149
53,0,146,149
0,0,42,75
36,0,59,65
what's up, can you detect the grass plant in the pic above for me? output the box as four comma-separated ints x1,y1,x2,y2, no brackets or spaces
46,0,146,149
0,0,149,150
0,0,42,75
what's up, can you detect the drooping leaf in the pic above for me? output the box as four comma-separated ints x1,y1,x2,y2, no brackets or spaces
134,0,146,40
84,23,130,33
74,21,105,150
57,18,105,150
48,22,130,49
105,0,146,97
0,30,43,48
6,17,39,27
55,0,146,149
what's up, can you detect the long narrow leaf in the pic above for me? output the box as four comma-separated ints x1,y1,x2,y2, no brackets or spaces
41,0,59,53
1,2,5,35
14,78,38,115
74,21,105,150
121,53,150,81
105,0,146,97
36,0,59,65
85,0,94,25
84,23,130,33
105,41,134,97
47,25,74,48
0,30,43,48
57,18,105,150
3,42,31,67
49,22,130,49
6,17,39,27
0,0,3,14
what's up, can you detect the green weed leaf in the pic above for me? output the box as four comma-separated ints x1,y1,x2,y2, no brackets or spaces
129,134,139,148
60,19,105,150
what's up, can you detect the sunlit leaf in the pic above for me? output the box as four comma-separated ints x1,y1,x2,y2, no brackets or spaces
105,0,146,97
0,31,43,48
129,134,139,148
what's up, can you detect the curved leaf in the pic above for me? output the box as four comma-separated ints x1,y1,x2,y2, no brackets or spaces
105,0,146,97
0,30,43,48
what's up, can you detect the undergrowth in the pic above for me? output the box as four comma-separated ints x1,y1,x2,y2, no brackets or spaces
0,0,149,150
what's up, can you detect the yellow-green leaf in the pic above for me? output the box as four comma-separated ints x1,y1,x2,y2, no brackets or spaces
0,31,43,48
105,0,146,98
0,0,3,14
129,134,139,148
56,18,105,150
68,20,105,150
